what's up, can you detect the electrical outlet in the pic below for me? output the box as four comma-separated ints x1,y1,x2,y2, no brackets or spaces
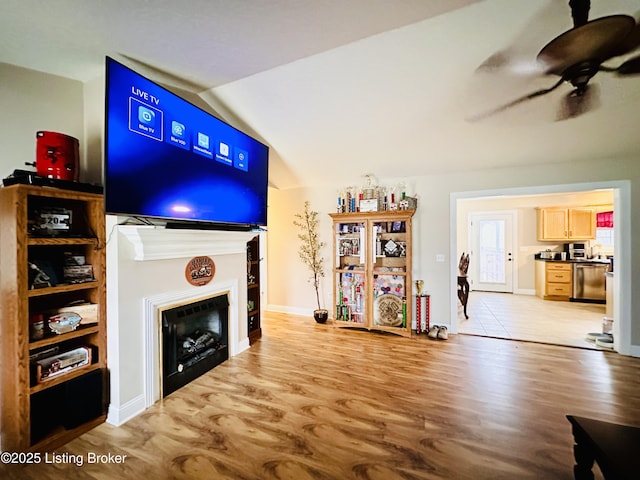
436,254,445,262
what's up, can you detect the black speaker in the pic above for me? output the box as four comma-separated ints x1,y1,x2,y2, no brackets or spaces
63,369,103,429
31,384,64,444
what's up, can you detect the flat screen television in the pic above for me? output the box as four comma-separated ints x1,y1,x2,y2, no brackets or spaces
104,56,269,229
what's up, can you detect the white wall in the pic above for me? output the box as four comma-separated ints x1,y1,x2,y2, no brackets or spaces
82,74,105,185
0,62,85,179
266,156,640,354
266,187,335,315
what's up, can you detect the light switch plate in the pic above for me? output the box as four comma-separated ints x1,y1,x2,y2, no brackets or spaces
436,254,445,262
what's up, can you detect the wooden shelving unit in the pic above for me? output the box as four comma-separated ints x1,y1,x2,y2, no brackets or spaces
0,184,107,452
247,235,261,344
330,209,414,337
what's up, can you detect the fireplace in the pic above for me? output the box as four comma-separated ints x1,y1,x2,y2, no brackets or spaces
106,223,257,426
161,294,229,397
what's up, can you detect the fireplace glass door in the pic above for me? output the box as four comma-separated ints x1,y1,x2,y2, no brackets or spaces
161,294,229,396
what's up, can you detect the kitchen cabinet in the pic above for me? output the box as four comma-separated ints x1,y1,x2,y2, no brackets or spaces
0,184,107,452
536,207,596,241
330,209,414,337
535,261,572,300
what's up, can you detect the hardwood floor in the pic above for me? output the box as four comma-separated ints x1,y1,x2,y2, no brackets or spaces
458,291,606,350
4,312,640,479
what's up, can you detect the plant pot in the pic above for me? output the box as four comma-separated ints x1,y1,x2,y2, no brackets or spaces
313,309,329,324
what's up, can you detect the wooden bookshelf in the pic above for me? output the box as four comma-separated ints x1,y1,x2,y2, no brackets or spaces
0,184,107,451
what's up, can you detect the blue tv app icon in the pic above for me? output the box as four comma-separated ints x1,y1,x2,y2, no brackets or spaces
129,98,163,141
138,106,155,126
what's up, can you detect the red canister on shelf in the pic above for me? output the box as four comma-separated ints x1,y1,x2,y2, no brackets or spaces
34,131,80,181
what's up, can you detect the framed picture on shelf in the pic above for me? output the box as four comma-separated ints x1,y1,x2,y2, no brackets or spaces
383,239,401,257
360,199,378,212
391,221,405,233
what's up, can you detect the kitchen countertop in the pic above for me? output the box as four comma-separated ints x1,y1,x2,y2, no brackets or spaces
534,256,611,264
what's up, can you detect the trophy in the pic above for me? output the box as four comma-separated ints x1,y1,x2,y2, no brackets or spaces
415,279,424,296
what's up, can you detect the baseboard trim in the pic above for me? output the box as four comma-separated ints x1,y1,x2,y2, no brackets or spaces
237,337,250,353
514,289,535,295
266,304,314,317
107,394,146,426
626,344,640,358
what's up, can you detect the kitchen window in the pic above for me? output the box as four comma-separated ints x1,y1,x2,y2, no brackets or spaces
594,228,614,256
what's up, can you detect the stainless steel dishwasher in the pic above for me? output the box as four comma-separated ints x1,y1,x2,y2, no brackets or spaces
572,263,608,302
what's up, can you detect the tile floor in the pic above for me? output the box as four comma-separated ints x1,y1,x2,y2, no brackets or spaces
457,291,610,350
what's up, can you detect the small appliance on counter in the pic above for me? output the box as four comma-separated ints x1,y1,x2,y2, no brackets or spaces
565,242,588,260
537,250,566,260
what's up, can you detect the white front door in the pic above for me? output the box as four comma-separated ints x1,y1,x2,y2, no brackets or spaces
469,212,514,293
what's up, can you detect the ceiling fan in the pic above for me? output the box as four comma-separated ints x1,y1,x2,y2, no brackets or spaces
469,0,640,122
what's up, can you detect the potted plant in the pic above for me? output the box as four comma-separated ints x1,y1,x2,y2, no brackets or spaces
294,201,329,323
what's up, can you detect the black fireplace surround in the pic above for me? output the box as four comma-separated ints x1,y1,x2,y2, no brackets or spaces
161,294,229,397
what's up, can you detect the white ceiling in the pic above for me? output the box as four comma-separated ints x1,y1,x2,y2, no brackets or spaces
2,0,640,189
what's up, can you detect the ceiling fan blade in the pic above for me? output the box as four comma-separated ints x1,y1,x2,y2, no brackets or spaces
537,15,635,76
556,83,599,121
476,51,512,73
609,19,640,57
600,52,640,74
614,54,640,74
475,0,571,75
467,77,564,122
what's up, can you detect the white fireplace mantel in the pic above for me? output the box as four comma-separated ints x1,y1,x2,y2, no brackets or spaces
107,220,259,426
118,225,259,261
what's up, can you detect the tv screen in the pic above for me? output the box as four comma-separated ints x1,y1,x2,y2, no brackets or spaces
104,57,269,228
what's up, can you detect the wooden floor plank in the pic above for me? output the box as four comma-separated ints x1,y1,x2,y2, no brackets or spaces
3,312,640,479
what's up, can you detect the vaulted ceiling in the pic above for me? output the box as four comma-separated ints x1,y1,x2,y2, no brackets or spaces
2,0,640,189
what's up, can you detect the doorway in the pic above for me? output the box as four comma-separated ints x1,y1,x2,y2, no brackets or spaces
450,181,629,355
469,212,515,293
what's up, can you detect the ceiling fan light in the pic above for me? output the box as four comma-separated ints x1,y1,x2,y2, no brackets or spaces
562,61,598,92
572,80,589,95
